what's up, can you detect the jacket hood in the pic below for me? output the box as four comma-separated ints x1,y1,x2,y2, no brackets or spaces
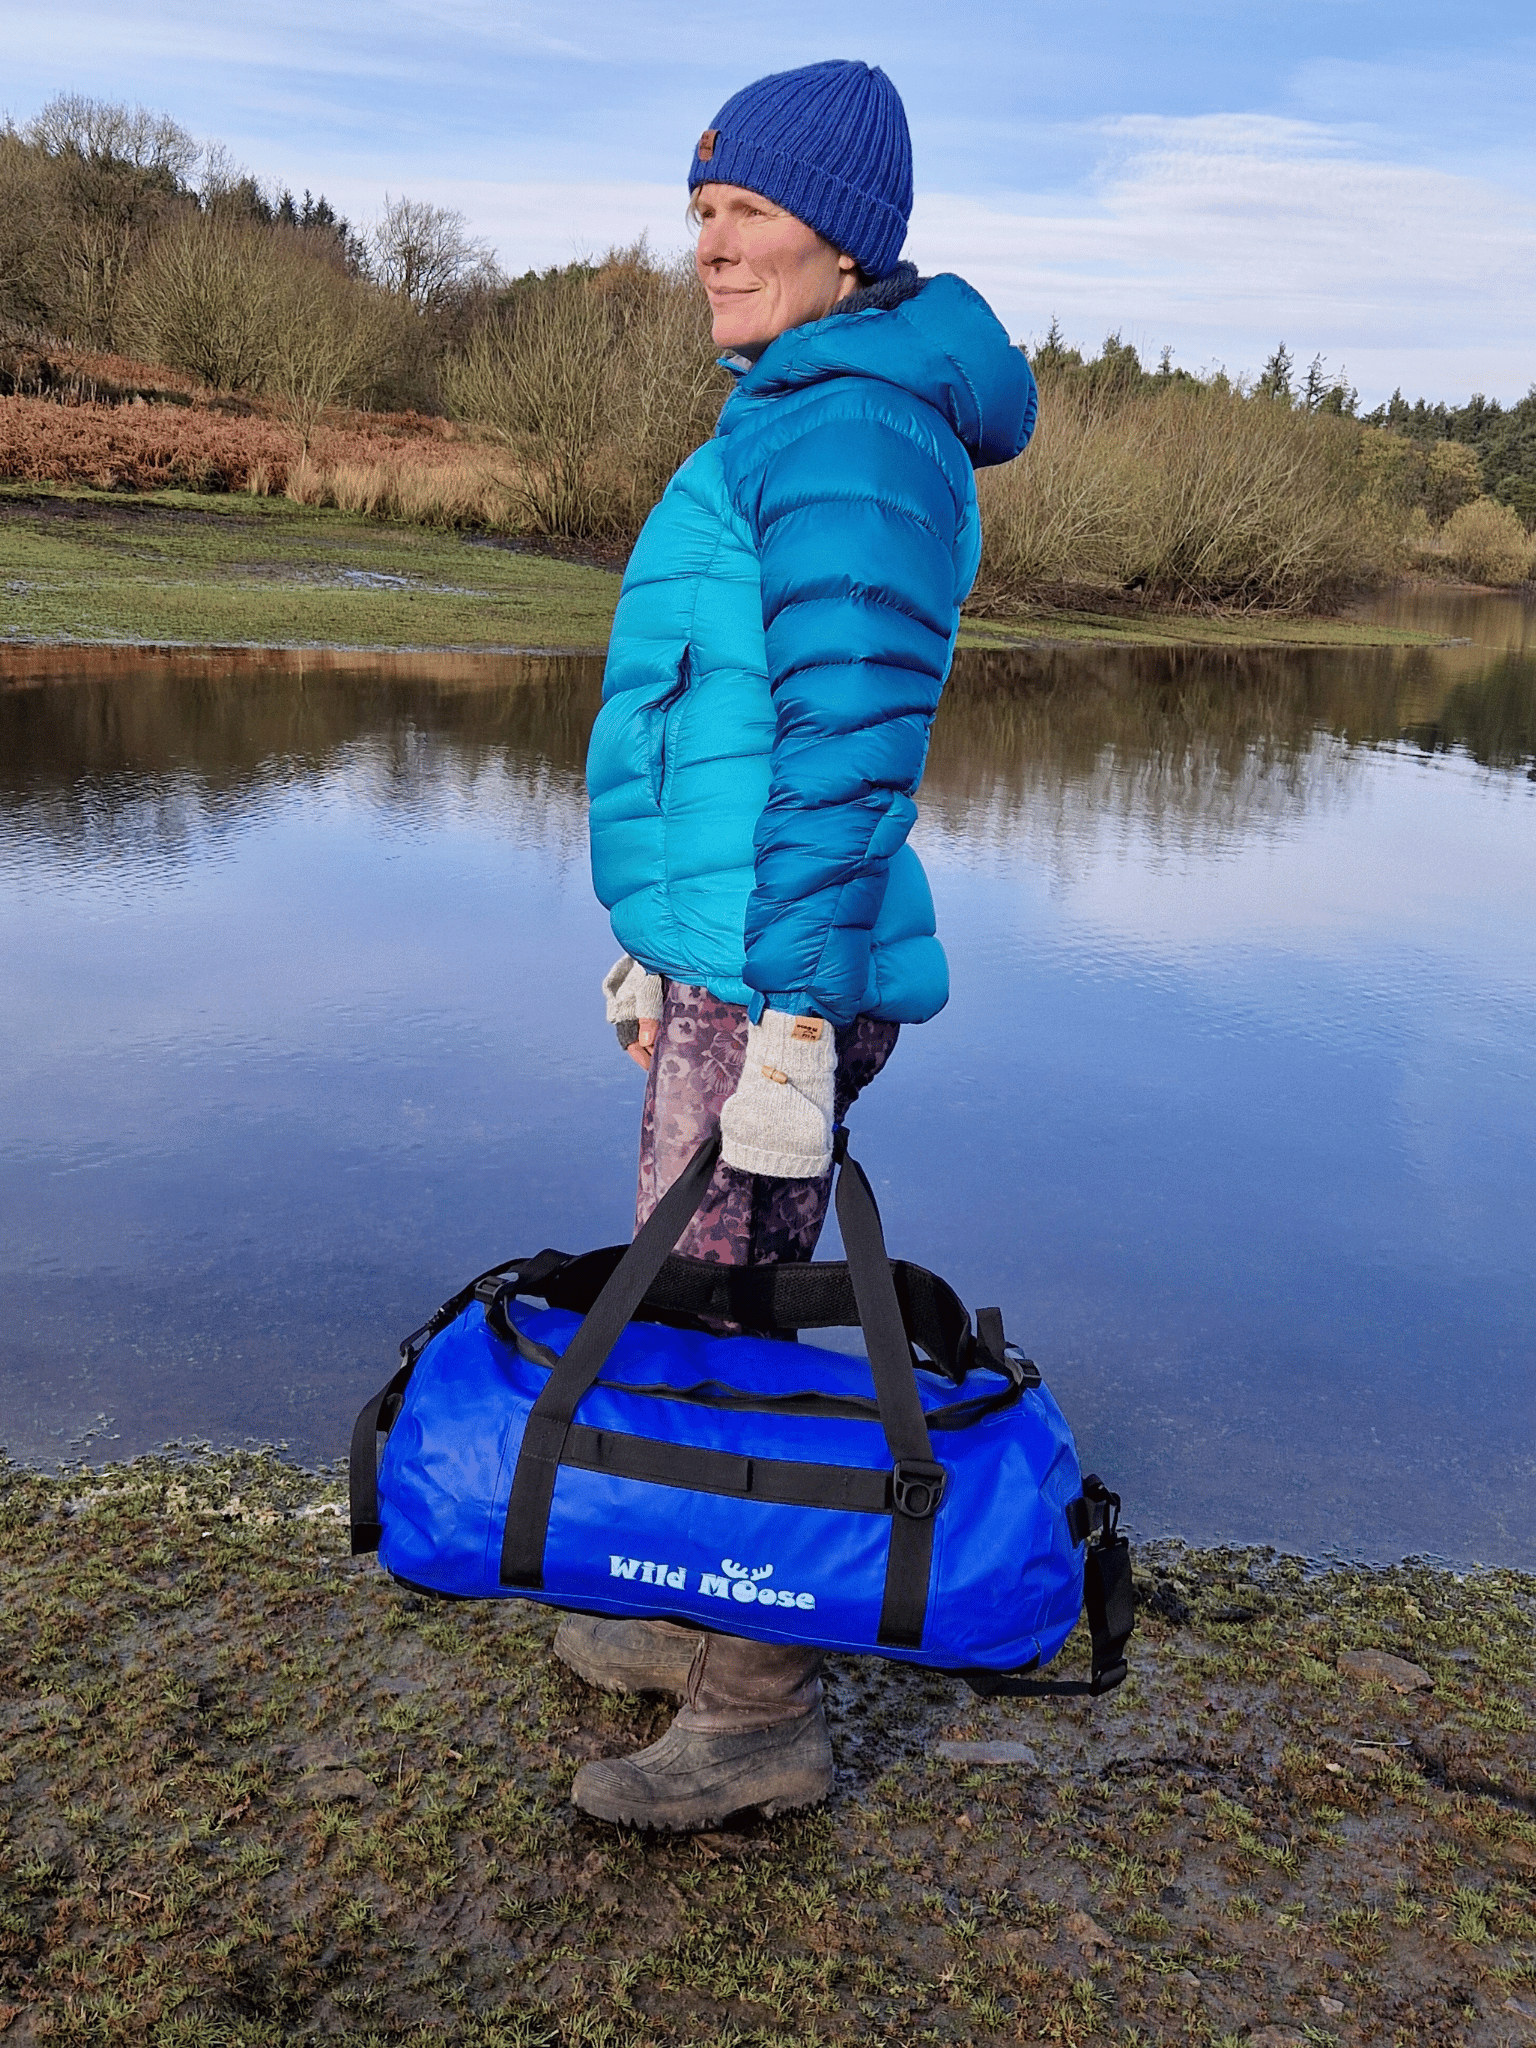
722,272,1037,469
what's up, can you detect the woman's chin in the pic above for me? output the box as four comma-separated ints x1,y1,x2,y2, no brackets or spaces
712,321,760,352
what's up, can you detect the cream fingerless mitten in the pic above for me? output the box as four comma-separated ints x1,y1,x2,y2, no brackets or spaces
719,1010,836,1179
602,954,663,1050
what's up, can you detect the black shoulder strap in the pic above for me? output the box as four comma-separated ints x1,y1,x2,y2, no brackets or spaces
497,1127,948,1652
833,1141,943,1650
349,1359,412,1555
348,1248,573,1556
499,1131,723,1588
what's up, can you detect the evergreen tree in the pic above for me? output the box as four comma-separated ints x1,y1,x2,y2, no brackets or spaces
1257,342,1293,403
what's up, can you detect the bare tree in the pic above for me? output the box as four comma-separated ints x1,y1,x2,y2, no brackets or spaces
130,213,275,390
23,95,197,344
264,249,381,452
0,125,59,336
27,94,198,182
370,195,496,312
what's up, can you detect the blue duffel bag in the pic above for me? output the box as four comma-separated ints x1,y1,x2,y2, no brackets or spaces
350,1131,1133,1696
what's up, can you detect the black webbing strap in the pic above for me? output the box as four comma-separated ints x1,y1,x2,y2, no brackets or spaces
531,1367,1025,1431
561,1424,893,1513
960,1478,1135,1698
834,1142,944,1651
532,1246,975,1381
349,1359,412,1554
499,1131,723,1588
349,1248,574,1555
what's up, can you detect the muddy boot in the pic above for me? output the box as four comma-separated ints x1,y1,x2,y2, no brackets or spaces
571,1633,831,1830
553,1614,701,1698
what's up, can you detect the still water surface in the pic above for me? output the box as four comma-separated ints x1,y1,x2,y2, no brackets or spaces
2,603,1533,1564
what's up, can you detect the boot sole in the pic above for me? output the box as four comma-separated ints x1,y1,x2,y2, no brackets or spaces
572,1763,832,1832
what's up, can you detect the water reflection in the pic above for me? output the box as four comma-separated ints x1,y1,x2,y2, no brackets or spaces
2,622,1533,1563
2,647,599,884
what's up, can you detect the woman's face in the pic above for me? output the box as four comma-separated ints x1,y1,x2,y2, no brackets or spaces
693,184,858,352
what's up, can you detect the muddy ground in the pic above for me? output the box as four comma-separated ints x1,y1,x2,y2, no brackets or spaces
2,1452,1533,2047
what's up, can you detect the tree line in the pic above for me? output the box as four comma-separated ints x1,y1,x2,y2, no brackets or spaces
1,94,1531,598
0,93,500,429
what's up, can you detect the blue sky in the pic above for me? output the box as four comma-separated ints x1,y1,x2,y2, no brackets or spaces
7,0,1534,404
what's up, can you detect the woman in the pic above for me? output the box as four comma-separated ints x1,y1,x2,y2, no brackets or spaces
561,58,1037,1829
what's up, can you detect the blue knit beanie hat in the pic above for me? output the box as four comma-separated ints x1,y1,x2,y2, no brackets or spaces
688,59,913,280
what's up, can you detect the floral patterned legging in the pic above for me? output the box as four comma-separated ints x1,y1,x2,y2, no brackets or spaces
635,981,899,1264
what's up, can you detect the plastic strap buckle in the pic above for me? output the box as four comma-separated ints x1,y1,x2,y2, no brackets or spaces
891,1458,946,1519
1002,1342,1042,1390
1083,1472,1121,1542
1068,1473,1122,1548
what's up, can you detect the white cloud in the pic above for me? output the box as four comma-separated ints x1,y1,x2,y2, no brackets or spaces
906,114,1536,403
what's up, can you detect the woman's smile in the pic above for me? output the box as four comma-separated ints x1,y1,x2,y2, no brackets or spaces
693,183,858,353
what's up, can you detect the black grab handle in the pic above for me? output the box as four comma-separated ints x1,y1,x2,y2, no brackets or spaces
495,1128,944,1647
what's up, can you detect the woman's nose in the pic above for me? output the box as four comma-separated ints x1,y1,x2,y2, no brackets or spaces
696,217,734,268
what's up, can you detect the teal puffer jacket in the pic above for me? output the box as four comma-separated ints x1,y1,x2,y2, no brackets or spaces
587,272,1037,1026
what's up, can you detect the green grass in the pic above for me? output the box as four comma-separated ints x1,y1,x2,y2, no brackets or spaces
0,487,621,651
0,484,1451,658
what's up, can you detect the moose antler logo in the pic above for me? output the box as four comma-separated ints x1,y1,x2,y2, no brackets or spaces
696,1556,816,1612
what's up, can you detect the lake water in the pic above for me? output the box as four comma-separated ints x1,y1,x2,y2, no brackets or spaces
2,600,1533,1566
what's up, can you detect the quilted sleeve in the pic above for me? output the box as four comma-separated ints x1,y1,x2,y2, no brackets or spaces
740,403,964,1025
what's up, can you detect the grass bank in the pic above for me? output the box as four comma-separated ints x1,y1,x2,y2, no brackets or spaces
0,488,619,653
0,488,1456,654
3,1450,1534,2045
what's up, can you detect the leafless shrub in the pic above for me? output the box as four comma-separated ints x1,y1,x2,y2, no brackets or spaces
446,271,618,536
1429,498,1536,586
263,246,384,450
977,376,1404,612
599,245,720,526
129,213,276,391
444,243,719,538
974,379,1141,592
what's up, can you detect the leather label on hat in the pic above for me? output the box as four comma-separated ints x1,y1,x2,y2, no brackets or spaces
697,128,718,162
791,1017,824,1043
